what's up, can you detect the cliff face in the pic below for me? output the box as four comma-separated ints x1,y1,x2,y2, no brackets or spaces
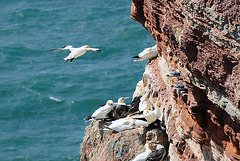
80,0,240,160
131,0,240,160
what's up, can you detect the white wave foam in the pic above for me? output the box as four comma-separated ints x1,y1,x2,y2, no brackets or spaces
49,96,62,102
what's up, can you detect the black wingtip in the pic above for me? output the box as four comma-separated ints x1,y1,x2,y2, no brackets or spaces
132,56,139,58
97,104,105,106
48,49,56,52
97,49,103,53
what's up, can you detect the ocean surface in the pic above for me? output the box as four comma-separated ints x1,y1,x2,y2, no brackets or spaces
0,0,155,160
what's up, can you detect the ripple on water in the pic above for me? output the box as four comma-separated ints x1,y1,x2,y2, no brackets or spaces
0,0,155,160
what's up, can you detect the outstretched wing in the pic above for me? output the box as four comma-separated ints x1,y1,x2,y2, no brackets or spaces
48,47,63,51
87,48,103,53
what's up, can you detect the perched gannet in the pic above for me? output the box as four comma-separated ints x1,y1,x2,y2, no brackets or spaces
147,144,166,161
132,143,152,161
143,101,161,125
113,97,130,106
167,69,181,78
49,45,103,62
107,116,134,132
90,100,114,120
132,45,159,62
139,96,151,112
133,118,149,128
106,115,149,132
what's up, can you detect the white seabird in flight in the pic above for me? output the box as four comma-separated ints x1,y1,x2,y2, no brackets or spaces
132,143,152,161
90,100,114,120
132,45,159,62
49,45,103,62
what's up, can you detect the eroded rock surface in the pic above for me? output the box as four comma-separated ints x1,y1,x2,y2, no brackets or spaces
131,0,240,160
80,1,240,160
80,120,168,161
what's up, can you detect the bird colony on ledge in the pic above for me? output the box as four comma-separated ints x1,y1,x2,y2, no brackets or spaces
85,95,167,161
49,44,185,160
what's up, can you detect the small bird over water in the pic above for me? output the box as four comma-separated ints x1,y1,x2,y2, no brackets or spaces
49,45,103,62
132,45,159,62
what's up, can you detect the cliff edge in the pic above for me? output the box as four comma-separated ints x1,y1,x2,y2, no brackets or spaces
81,0,240,160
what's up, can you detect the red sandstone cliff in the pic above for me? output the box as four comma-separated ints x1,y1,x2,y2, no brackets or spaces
131,0,240,160
81,0,240,160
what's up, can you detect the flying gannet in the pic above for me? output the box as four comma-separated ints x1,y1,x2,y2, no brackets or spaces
146,144,166,161
132,45,159,62
132,143,152,161
49,45,103,62
89,100,114,120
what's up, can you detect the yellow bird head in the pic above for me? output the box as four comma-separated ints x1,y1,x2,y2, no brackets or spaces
144,143,151,150
155,101,161,108
106,100,114,106
118,97,130,103
141,96,148,102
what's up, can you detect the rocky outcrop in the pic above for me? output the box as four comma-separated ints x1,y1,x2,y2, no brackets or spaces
80,0,240,160
80,120,169,160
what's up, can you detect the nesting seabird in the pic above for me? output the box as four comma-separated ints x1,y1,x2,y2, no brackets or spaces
143,101,161,125
132,143,152,161
107,116,134,132
49,45,103,62
138,96,151,112
132,45,159,62
89,100,114,120
112,97,130,119
113,97,129,106
167,69,181,78
133,118,149,128
106,116,149,132
147,144,166,161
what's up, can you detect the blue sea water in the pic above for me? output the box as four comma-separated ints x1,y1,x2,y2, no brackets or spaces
0,0,155,160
